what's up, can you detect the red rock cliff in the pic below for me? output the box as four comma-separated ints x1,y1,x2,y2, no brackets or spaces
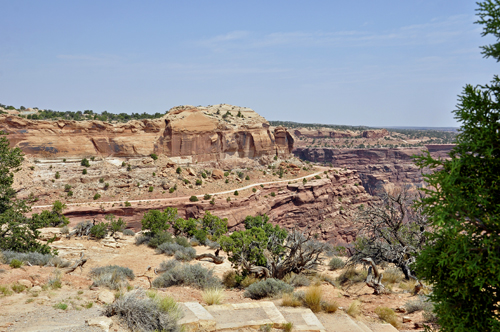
0,104,293,163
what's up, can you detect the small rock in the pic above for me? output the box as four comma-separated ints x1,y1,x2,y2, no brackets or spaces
396,306,407,313
212,169,224,180
30,286,42,293
186,167,196,176
18,279,32,288
87,316,113,332
403,316,412,323
98,290,115,304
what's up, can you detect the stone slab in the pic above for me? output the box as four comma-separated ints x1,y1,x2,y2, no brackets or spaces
367,322,399,332
316,312,366,332
279,307,326,332
206,301,286,330
179,302,216,332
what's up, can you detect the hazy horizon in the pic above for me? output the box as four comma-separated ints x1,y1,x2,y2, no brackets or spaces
0,1,495,127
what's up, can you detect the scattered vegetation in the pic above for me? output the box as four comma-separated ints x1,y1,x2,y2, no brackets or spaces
153,260,221,290
90,265,135,290
328,257,344,271
244,278,293,300
375,307,401,329
202,288,225,305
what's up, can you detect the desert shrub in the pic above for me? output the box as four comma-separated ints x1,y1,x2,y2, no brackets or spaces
90,222,108,239
195,179,202,186
270,192,276,197
0,285,13,296
103,289,181,332
240,275,259,288
67,190,73,196
104,183,110,189
337,268,367,285
244,278,293,300
93,193,101,200
64,184,71,192
226,197,231,202
304,286,322,312
347,300,362,317
99,178,104,183
245,175,250,180
149,186,154,192
189,196,199,202
90,265,135,290
11,284,27,293
283,273,310,287
174,248,196,261
174,236,190,247
150,153,158,160
252,188,257,192
54,302,68,310
156,242,193,257
322,300,339,313
382,267,404,284
106,215,126,235
9,259,22,268
189,238,200,246
405,295,435,315
0,251,56,266
124,201,131,207
203,194,211,200
73,220,93,237
148,231,174,249
153,261,221,290
205,239,220,250
375,307,401,329
328,257,344,271
123,229,135,236
60,226,69,234
201,172,207,179
202,288,225,305
222,270,238,288
81,158,90,167
234,190,239,196
47,270,62,289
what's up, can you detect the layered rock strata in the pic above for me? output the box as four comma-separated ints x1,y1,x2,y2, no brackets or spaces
0,104,293,163
34,168,371,245
293,145,454,194
292,128,390,139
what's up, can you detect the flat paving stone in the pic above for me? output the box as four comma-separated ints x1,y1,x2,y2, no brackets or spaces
179,302,216,332
278,307,326,332
316,312,367,332
206,302,287,330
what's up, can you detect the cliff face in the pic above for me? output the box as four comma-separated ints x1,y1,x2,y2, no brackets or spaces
0,104,293,163
37,168,371,245
294,145,454,194
292,128,390,139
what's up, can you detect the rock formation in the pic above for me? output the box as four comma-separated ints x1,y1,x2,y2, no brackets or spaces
34,168,371,245
0,104,293,163
293,145,454,195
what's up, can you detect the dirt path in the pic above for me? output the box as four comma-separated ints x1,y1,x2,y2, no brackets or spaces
32,168,328,209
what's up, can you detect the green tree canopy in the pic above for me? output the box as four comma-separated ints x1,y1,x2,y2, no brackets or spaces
414,1,500,330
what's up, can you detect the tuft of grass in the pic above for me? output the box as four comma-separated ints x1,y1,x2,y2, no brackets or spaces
375,306,401,329
123,229,135,236
321,300,339,313
54,302,68,310
260,324,272,332
222,270,238,288
399,279,418,293
0,285,13,296
240,275,259,288
202,288,225,305
282,322,294,332
48,269,63,289
337,268,367,285
11,284,27,293
347,300,362,317
281,293,302,307
304,286,322,313
26,298,34,303
84,302,94,309
382,267,404,285
283,273,310,287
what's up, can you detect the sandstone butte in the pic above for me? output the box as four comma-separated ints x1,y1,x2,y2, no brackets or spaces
0,104,294,163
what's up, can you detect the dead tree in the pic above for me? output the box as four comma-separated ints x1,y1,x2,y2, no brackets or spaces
195,253,225,264
60,252,87,274
351,185,428,281
361,257,388,295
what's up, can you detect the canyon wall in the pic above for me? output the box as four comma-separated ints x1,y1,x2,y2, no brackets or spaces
36,168,371,245
0,104,293,163
294,145,454,194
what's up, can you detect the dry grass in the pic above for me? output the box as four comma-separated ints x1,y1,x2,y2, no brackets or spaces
381,267,404,285
375,306,401,329
202,288,225,305
337,268,367,285
281,293,302,307
321,300,339,313
399,279,417,292
11,284,26,293
0,285,13,296
304,286,322,313
240,275,259,288
281,322,294,332
347,300,362,317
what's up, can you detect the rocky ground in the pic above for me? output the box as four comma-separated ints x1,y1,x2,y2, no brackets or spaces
0,233,431,331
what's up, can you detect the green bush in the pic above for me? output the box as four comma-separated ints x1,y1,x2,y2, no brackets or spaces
225,179,229,184
189,196,199,202
150,153,158,160
176,167,182,174
195,179,202,186
64,184,71,192
245,175,250,180
203,194,211,200
328,257,344,271
153,261,221,290
106,215,126,235
270,192,276,197
9,259,22,268
175,236,190,247
90,222,108,239
244,278,293,299
103,289,181,332
99,178,104,183
82,169,87,175
104,183,110,189
315,175,321,179
149,186,154,192
125,201,131,207
141,209,176,236
201,172,207,179
169,187,175,193
93,193,101,200
81,158,90,167
55,171,60,179
234,191,239,196
252,188,257,192
224,171,229,177
67,190,73,197
183,179,190,184
148,231,174,249
1,251,55,266
123,229,135,236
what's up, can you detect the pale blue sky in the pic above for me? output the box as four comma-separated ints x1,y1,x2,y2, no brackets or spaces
0,1,496,127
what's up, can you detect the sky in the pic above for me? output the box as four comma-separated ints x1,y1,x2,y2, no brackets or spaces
0,1,497,127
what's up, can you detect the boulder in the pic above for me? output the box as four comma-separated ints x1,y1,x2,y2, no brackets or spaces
18,279,32,288
31,285,42,293
186,168,196,176
212,169,224,180
98,290,115,304
87,317,113,332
